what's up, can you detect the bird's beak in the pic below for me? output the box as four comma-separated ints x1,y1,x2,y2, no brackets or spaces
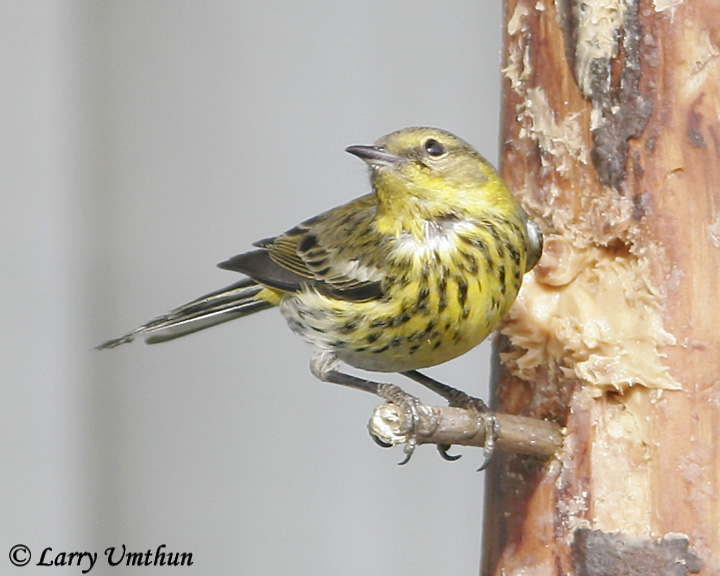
345,145,402,168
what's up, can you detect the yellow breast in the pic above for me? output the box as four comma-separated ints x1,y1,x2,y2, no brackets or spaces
279,216,528,373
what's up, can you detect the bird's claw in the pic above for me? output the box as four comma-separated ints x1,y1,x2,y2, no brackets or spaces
437,443,462,461
442,393,497,470
396,393,422,465
440,391,492,466
374,384,430,465
371,433,393,448
397,444,415,466
476,413,499,472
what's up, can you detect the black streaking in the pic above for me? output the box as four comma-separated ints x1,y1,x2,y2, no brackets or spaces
340,320,358,334
415,286,430,311
508,243,520,265
421,320,436,337
457,280,468,308
461,251,479,275
391,313,411,327
438,276,448,311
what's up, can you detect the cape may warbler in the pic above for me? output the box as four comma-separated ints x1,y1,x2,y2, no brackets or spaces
99,127,542,458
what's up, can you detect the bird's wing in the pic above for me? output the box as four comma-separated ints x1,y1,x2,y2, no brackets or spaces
219,195,386,302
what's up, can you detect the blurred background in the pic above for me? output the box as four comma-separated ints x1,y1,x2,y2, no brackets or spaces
2,1,503,574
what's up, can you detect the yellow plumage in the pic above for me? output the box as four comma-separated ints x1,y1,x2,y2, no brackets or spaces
99,127,542,455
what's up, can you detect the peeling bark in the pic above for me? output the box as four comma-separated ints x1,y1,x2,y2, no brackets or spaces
483,1,720,574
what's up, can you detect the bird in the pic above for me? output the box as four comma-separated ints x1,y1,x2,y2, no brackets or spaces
98,127,542,463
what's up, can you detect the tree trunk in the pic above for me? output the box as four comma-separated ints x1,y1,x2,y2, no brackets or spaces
483,1,720,574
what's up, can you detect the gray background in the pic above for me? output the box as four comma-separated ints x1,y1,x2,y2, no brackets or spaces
2,2,503,574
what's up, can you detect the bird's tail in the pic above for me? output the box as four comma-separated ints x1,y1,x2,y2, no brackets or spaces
97,278,274,349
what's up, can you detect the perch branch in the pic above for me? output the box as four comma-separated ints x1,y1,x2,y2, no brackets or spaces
369,402,563,458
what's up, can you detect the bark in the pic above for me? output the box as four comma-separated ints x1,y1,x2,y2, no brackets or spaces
369,402,563,458
483,1,720,574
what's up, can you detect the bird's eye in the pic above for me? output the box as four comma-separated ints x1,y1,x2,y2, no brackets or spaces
424,138,445,157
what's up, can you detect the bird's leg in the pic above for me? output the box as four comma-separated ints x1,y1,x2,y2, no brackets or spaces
310,353,428,464
401,370,498,470
401,370,489,409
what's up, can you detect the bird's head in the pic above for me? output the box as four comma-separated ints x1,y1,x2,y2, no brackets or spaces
346,127,520,236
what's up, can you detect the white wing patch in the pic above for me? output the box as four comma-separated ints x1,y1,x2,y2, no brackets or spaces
330,257,385,283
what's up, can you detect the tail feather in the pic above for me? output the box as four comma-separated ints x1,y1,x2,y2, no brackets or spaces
97,278,273,349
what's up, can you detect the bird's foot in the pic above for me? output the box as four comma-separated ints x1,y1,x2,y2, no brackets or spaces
458,395,498,471
401,371,498,469
375,383,436,465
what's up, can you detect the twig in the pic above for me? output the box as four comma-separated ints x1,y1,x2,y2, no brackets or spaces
369,403,563,458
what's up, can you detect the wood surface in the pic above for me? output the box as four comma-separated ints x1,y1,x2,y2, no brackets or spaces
483,1,720,574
